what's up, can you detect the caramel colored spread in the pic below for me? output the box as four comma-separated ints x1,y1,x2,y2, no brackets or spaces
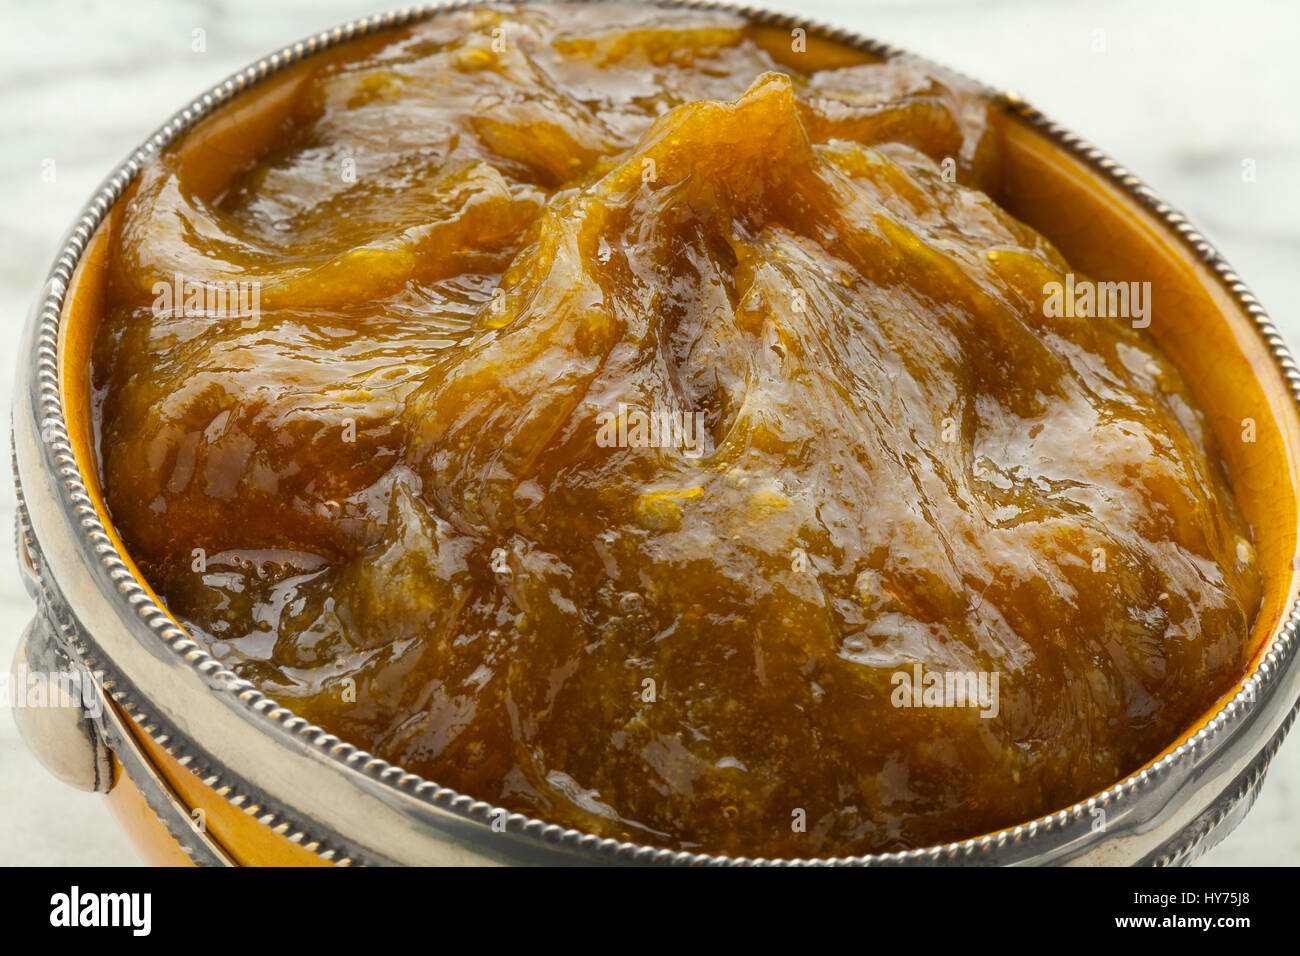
92,4,1260,857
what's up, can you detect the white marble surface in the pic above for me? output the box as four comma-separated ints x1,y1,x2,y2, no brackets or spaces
0,0,1296,866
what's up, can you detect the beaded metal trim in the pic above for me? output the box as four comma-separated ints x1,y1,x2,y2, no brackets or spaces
16,0,1300,866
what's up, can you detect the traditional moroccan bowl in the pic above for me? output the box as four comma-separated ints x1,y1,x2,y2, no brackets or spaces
12,0,1300,866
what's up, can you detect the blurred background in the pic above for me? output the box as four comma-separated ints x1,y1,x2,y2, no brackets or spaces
1,0,1296,865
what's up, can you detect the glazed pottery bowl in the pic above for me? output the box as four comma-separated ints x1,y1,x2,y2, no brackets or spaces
12,0,1300,866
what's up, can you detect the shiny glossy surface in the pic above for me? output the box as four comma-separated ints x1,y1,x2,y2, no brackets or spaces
92,3,1260,856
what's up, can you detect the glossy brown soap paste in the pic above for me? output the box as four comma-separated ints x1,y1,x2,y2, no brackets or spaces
92,3,1261,857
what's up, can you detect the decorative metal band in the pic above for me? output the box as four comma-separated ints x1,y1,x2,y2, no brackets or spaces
1144,705,1296,867
15,0,1300,866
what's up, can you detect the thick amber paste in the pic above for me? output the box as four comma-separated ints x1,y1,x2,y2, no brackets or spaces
93,3,1260,857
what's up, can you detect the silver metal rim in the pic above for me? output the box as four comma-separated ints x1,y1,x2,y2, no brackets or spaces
14,0,1300,866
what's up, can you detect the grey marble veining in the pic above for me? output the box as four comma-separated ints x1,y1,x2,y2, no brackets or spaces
0,0,1295,866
